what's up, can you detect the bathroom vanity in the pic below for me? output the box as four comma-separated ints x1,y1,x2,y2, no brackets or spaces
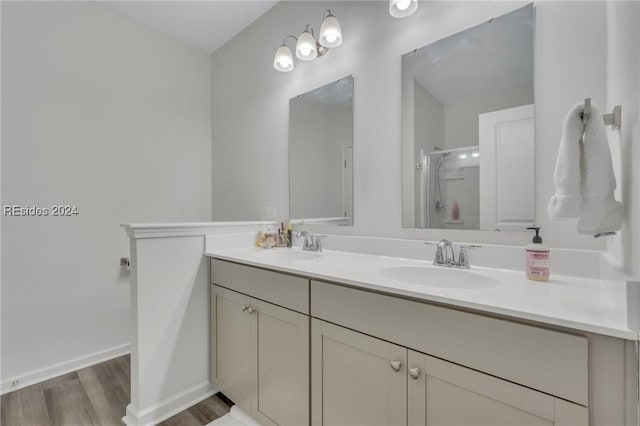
207,248,636,426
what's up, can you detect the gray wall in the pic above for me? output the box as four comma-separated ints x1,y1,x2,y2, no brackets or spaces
210,1,610,250
443,84,533,149
1,1,212,387
412,81,443,226
606,1,640,279
289,96,351,220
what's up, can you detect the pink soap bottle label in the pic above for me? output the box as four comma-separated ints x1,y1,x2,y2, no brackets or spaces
526,250,550,280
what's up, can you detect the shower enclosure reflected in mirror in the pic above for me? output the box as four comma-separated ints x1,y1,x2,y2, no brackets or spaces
289,76,353,225
401,4,535,231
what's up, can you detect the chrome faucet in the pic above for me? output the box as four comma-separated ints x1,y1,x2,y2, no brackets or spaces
425,239,480,269
440,239,456,266
296,231,326,252
297,231,313,250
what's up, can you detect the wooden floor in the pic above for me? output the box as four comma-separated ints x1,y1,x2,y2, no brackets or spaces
1,355,232,426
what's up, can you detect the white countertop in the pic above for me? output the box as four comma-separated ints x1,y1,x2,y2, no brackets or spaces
206,247,636,340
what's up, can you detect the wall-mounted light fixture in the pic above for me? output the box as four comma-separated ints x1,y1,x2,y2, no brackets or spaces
274,35,296,72
273,9,342,73
389,0,418,18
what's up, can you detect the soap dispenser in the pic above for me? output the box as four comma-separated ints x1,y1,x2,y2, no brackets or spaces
526,227,550,282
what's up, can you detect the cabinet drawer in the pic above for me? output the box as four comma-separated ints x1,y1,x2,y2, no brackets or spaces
311,280,588,406
211,259,309,314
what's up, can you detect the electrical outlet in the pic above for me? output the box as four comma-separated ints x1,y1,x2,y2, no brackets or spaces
263,206,276,220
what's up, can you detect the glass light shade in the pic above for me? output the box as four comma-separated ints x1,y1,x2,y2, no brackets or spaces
273,44,294,72
389,0,418,18
319,14,342,48
296,30,317,61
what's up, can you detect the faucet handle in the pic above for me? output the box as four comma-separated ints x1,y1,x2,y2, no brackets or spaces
457,244,481,268
424,241,446,265
425,239,453,249
423,241,442,247
314,235,327,252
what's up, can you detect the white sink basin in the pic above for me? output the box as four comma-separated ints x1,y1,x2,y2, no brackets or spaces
379,266,500,289
256,249,322,262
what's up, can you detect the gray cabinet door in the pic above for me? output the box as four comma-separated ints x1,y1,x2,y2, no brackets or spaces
251,298,309,426
311,319,407,426
211,285,252,413
407,350,588,426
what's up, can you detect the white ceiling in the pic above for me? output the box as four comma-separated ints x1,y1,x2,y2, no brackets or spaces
403,5,534,104
98,1,279,54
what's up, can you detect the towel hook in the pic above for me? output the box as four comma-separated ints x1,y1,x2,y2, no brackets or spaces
603,105,622,129
581,98,621,130
581,98,591,124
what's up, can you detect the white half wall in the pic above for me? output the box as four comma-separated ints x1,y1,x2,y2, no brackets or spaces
126,234,213,426
1,1,211,392
211,1,610,250
122,222,275,426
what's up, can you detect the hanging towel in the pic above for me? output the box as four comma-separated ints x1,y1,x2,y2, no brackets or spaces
547,101,623,236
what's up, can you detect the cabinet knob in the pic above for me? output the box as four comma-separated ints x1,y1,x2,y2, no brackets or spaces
408,367,421,379
247,307,256,314
390,360,402,372
240,305,248,312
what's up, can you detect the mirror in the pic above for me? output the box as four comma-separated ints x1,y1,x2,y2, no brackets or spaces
289,76,354,226
401,5,535,231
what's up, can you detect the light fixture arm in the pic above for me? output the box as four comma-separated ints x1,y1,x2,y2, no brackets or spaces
281,35,298,46
304,24,315,38
323,9,333,20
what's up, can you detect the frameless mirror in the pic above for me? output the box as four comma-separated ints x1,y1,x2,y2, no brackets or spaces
401,4,535,231
289,76,353,225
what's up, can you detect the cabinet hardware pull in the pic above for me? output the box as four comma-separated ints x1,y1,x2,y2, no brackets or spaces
240,305,248,312
390,360,402,372
247,307,256,314
408,367,421,379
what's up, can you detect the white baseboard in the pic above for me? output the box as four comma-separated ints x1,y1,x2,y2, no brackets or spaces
1,343,130,395
122,381,217,426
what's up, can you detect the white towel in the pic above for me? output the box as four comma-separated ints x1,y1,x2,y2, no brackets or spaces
547,101,622,236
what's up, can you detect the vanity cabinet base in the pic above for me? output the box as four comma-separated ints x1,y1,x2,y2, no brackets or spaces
211,285,309,426
408,350,587,426
311,319,407,426
209,259,636,426
312,318,587,426
310,280,588,406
